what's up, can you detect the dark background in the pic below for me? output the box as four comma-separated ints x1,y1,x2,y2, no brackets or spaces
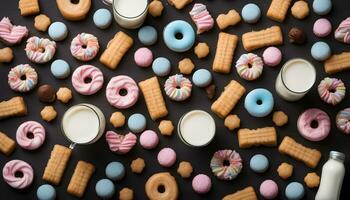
0,0,350,199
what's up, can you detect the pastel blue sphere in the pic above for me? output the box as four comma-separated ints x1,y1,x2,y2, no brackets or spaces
250,154,269,173
311,41,331,61
241,4,261,23
37,184,56,200
128,113,146,133
105,161,125,181
95,179,115,198
285,182,304,200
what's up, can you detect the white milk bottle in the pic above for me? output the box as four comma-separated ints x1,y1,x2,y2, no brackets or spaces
315,151,345,200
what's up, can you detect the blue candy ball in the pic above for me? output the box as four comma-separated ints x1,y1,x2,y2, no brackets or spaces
311,41,331,61
105,161,125,181
37,184,56,200
93,9,112,29
313,0,332,15
152,57,171,77
48,22,68,41
241,3,261,24
192,69,212,88
51,59,70,79
249,154,269,173
285,182,304,200
95,179,115,199
138,26,158,46
128,113,146,133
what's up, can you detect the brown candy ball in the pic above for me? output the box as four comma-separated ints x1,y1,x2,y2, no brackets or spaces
288,27,306,44
37,84,56,103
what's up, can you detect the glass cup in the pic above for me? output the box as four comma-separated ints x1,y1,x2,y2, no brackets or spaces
112,0,148,29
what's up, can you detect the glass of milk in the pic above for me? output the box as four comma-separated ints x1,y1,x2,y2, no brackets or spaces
177,110,216,147
112,0,148,29
61,104,106,149
275,58,316,101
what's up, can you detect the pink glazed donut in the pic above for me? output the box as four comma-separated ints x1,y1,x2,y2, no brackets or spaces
106,75,139,109
70,33,99,61
72,65,104,95
297,108,331,141
16,121,45,150
2,160,34,189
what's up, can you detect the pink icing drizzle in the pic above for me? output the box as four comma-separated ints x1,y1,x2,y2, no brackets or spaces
25,36,56,64
72,65,104,95
16,121,45,150
335,17,350,44
189,3,214,34
2,160,34,189
0,17,28,45
70,33,99,61
106,75,139,109
105,131,137,154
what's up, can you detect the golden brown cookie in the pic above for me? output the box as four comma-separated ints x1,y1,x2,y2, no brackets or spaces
56,0,91,21
277,162,293,179
168,0,192,10
145,172,178,200
216,9,241,30
304,172,320,188
130,158,145,174
291,1,309,20
224,114,240,131
110,112,125,128
67,161,95,198
0,132,16,156
177,161,193,178
40,106,57,122
34,14,51,32
194,42,210,59
18,0,40,16
119,187,134,200
158,120,174,136
178,58,195,74
238,127,277,148
148,0,164,17
56,87,73,103
0,47,14,63
272,111,288,127
0,97,27,120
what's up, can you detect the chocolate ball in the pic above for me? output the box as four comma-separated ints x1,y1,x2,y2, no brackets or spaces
288,27,306,44
37,84,56,103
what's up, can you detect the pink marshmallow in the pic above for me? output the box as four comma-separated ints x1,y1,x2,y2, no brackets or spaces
263,47,282,67
134,47,153,67
260,179,278,199
192,174,212,194
313,18,332,38
157,147,176,167
139,130,159,149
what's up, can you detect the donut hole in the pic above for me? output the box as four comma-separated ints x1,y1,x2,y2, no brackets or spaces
256,99,263,105
223,159,230,166
175,32,183,40
176,86,181,89
84,77,92,84
20,75,27,80
26,132,34,139
82,44,87,49
157,185,166,193
14,171,23,178
247,63,253,68
70,0,80,4
311,120,319,129
38,47,45,53
119,88,128,96
329,88,336,93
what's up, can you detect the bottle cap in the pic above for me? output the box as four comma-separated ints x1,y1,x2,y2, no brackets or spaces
330,151,345,162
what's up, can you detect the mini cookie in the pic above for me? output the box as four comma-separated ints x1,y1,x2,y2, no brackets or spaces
263,47,282,67
158,120,174,136
70,33,99,61
8,64,38,93
50,59,70,79
119,187,134,200
34,14,51,32
130,157,145,174
277,162,293,179
216,9,241,30
110,112,126,128
272,111,288,127
18,0,40,16
224,114,240,131
152,57,171,77
134,47,153,67
48,22,68,41
40,106,57,122
236,53,263,81
192,69,212,88
250,154,269,173
285,182,304,200
192,174,211,194
127,113,146,133
56,87,72,103
291,1,309,20
241,3,261,24
304,172,320,188
37,84,56,103
140,130,159,149
312,0,332,15
95,179,115,199
37,184,56,200
148,0,164,17
138,26,158,46
194,42,209,59
105,161,125,181
3,159,34,189
178,58,195,74
177,161,193,178
157,147,176,167
0,47,14,63
93,9,112,29
288,27,306,44
168,0,192,10
164,74,192,101
311,41,331,61
25,36,56,64
0,132,16,156
313,18,332,38
260,180,278,200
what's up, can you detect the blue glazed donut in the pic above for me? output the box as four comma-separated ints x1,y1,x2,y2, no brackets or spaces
244,88,274,117
163,20,195,52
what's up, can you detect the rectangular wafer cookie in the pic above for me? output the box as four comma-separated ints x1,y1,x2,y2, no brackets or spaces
238,127,277,148
139,76,168,120
67,161,95,198
18,0,40,16
100,31,133,70
212,32,239,74
211,80,245,118
279,136,321,168
324,52,350,74
242,26,283,52
222,186,257,200
267,0,292,22
0,132,16,156
43,145,72,185
0,97,27,120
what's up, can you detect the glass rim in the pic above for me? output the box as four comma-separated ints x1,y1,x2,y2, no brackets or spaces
113,0,148,19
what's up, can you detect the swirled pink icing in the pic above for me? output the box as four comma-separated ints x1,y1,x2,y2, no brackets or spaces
164,74,192,101
16,121,45,150
70,33,99,61
189,3,214,34
2,160,34,189
8,64,38,92
335,17,350,44
106,75,139,109
105,131,137,154
0,17,28,45
72,65,104,95
25,36,56,64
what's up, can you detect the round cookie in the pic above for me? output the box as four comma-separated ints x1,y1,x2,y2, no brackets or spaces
152,57,171,77
51,59,70,79
134,47,153,67
157,147,176,167
127,113,146,133
177,161,193,178
311,41,331,61
313,18,332,37
192,69,212,88
37,184,56,200
241,3,261,24
192,174,212,194
313,0,332,15
140,130,159,149
48,22,68,41
93,9,112,29
105,161,125,181
95,179,115,199
260,180,278,199
285,182,304,200
138,26,158,46
250,154,269,173
263,47,282,67
291,1,309,20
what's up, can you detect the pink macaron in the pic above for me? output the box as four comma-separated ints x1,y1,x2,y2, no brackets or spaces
134,47,153,67
313,18,332,38
139,130,159,149
263,47,282,67
260,179,278,199
192,174,212,194
157,147,176,167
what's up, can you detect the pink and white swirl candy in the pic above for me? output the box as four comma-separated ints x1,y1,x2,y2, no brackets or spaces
189,3,214,34
25,36,56,64
335,17,350,44
105,131,137,154
106,75,139,109
70,33,99,61
336,108,350,134
16,121,45,150
0,17,28,45
236,53,263,81
8,64,38,92
2,160,34,189
164,74,192,101
318,77,346,106
72,65,104,95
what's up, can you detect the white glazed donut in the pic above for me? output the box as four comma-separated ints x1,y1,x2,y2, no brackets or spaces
25,36,56,64
70,33,99,61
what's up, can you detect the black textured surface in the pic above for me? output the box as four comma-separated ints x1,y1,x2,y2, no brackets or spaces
0,0,350,199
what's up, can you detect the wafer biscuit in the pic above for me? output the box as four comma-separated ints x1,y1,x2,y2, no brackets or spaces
168,0,192,10
0,132,16,156
0,97,27,120
100,31,133,70
267,0,292,22
43,145,72,185
18,0,40,16
238,127,277,148
212,32,239,73
324,52,350,74
222,186,257,200
67,161,95,198
211,80,245,118
216,9,241,30
242,26,283,52
279,136,321,168
139,77,168,120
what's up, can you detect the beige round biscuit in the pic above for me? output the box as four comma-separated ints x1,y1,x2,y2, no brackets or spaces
291,1,309,20
158,120,174,136
110,112,125,128
40,106,57,122
148,0,164,17
56,0,91,21
56,87,72,103
272,111,288,127
177,161,193,178
119,187,134,200
34,14,51,32
0,47,14,63
194,42,210,59
224,114,240,131
130,157,145,174
277,162,293,179
304,172,320,188
178,58,195,74
145,172,178,200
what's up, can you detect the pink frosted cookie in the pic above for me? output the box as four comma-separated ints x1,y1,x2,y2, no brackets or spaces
192,174,212,194
70,33,99,61
2,160,34,189
25,36,56,64
72,65,104,95
157,147,176,167
297,108,331,141
189,3,214,34
313,18,332,38
8,64,38,93
106,75,139,109
0,17,28,45
260,179,278,199
134,47,153,67
106,131,137,154
140,130,159,149
263,47,282,67
16,121,45,150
